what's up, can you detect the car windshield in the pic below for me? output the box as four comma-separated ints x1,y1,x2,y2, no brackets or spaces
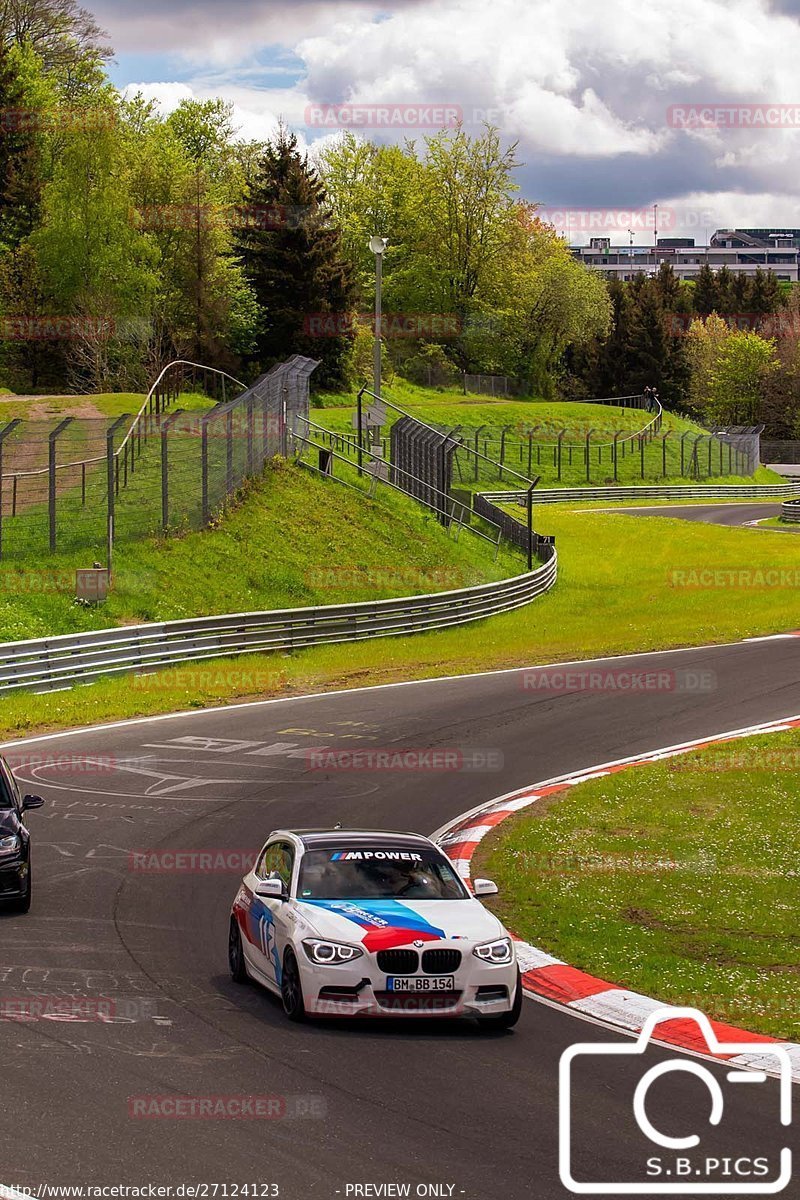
297,847,468,900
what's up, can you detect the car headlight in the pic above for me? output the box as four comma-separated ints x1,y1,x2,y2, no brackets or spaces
473,937,514,965
0,834,21,856
302,938,364,966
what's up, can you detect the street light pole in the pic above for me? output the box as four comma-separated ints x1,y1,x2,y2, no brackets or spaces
369,235,388,400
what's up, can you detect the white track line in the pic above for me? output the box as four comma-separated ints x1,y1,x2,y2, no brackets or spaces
1,633,795,750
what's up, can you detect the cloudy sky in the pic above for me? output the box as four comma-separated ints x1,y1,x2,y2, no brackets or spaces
94,0,800,244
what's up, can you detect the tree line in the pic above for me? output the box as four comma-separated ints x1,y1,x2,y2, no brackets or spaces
565,262,800,434
0,0,798,438
0,0,612,396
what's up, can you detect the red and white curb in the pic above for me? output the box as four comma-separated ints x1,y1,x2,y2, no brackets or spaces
432,714,800,1082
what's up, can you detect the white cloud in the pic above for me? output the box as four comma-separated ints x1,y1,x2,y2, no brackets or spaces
121,81,287,146
109,0,800,230
121,82,194,112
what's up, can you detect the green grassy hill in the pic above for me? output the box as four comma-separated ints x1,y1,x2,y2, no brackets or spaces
314,380,678,440
0,459,523,644
312,381,783,488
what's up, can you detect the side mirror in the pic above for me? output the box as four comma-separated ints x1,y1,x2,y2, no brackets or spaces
255,878,286,900
473,878,499,897
22,795,45,812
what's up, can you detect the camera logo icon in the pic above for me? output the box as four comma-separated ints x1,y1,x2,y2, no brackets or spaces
559,1007,793,1194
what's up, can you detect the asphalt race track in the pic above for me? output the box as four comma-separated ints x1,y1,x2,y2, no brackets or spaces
591,502,784,526
2,636,799,1198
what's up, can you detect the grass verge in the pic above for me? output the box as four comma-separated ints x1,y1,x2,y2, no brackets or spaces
0,501,796,742
474,727,800,1040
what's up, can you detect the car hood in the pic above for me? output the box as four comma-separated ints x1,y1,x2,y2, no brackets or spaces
294,897,506,951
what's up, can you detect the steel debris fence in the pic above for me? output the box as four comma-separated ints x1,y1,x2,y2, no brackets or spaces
0,356,318,563
462,373,524,397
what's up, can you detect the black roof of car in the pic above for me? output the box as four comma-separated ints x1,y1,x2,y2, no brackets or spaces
282,829,434,850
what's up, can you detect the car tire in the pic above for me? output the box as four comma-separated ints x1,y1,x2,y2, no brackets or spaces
281,948,306,1023
228,917,249,984
11,860,32,914
477,969,522,1031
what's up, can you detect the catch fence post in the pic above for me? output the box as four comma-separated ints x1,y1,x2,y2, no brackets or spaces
48,417,75,553
0,419,21,560
201,413,211,524
106,414,130,578
161,409,185,531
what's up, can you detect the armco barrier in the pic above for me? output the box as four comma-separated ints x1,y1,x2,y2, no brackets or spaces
782,497,800,523
0,550,556,694
480,482,799,506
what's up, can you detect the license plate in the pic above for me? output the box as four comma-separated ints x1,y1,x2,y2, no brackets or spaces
386,976,454,992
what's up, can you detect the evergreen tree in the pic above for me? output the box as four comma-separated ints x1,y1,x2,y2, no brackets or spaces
620,277,689,405
575,279,634,397
693,262,717,315
750,267,781,315
654,261,680,310
237,127,355,389
731,270,751,314
715,265,736,315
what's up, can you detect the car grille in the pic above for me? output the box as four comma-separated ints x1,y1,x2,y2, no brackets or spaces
376,949,419,974
421,948,462,974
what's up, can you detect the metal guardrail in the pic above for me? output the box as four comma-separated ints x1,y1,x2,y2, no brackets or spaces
480,483,800,505
781,497,800,522
0,550,557,694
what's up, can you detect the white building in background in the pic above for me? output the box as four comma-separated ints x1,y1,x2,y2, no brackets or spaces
571,229,800,282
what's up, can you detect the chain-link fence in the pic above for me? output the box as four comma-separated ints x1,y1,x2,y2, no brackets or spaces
462,373,524,397
0,355,318,564
762,440,800,464
309,389,757,486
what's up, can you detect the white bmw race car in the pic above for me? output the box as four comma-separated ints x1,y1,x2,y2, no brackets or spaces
229,828,522,1028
